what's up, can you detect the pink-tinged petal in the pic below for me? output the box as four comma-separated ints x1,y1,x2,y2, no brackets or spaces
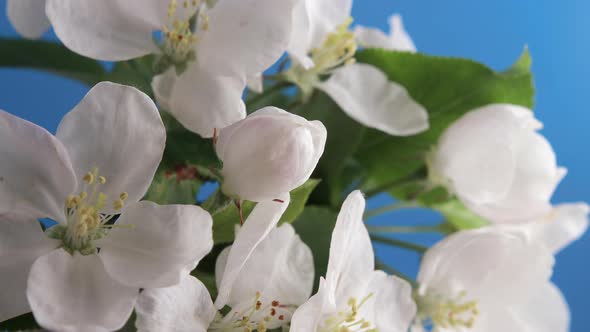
135,275,216,332
0,213,58,321
0,109,76,222
45,0,162,61
27,250,137,332
99,201,213,289
56,82,165,211
6,0,50,39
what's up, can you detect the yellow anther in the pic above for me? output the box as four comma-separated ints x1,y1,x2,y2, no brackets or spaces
83,172,95,184
98,176,107,184
79,191,88,200
120,192,129,201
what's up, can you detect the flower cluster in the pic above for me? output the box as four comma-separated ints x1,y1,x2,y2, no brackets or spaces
1,0,587,332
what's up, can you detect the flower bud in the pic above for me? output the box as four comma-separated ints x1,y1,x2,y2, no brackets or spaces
429,104,566,224
216,107,327,202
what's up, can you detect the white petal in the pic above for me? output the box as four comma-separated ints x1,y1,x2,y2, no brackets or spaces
305,0,353,49
99,201,213,289
216,224,314,309
198,0,296,76
318,63,429,136
290,278,332,332
247,73,264,94
153,66,246,138
418,226,554,304
362,271,417,332
56,82,165,210
388,14,417,52
217,107,327,202
325,190,374,306
287,0,314,69
6,0,50,39
535,203,589,253
354,25,394,49
509,282,569,332
27,250,137,332
135,275,216,332
0,109,76,221
214,194,290,308
45,0,161,61
0,213,58,321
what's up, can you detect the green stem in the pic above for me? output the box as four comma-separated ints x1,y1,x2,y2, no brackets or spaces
364,201,420,219
367,223,451,234
364,170,428,198
370,234,428,254
375,258,417,287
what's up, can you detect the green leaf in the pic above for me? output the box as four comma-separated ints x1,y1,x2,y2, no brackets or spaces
0,313,40,331
159,112,222,171
108,56,155,97
296,92,366,207
434,199,489,230
292,206,338,291
0,38,106,86
279,179,321,224
211,179,321,244
144,169,202,205
355,48,534,196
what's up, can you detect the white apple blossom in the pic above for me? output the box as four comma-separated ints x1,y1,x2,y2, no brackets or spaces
290,190,417,332
0,82,213,331
6,0,50,39
46,0,297,138
528,202,589,253
414,226,561,332
215,107,327,202
284,1,429,136
429,104,566,224
136,196,316,331
354,14,416,52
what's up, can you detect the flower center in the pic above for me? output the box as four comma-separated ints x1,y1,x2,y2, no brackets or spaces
47,168,130,255
209,292,296,331
156,0,209,73
318,293,376,332
285,18,358,100
416,290,480,330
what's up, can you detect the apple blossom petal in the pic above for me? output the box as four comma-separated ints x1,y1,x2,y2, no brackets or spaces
27,250,137,332
56,82,165,210
361,271,417,332
0,109,76,222
6,0,50,39
510,282,570,332
45,0,161,61
0,213,58,321
198,0,296,76
135,275,216,332
535,203,589,254
287,0,314,69
216,223,314,309
99,201,213,289
217,107,326,202
214,194,290,309
305,0,353,49
318,63,429,136
153,66,246,138
388,14,417,52
325,190,374,305
354,25,394,49
418,226,554,304
290,278,332,332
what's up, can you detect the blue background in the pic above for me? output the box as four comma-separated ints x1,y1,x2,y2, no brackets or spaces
0,1,588,330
